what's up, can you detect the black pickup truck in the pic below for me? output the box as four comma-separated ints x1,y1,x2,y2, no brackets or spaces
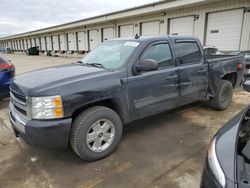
9,36,245,161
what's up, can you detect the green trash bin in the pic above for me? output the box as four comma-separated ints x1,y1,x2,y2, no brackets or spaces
27,46,39,55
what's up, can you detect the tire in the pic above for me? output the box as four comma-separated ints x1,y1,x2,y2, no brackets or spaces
70,106,123,161
210,80,233,110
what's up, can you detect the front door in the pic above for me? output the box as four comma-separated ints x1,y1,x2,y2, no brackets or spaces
127,41,179,120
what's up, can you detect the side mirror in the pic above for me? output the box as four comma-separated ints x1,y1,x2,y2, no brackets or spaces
135,59,158,73
243,80,250,92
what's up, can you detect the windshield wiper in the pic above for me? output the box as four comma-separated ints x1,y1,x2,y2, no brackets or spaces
86,63,105,69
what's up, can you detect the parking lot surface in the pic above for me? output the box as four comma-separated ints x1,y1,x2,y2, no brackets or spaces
0,54,249,188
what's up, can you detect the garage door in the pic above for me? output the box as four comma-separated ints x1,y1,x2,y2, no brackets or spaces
89,29,99,51
59,34,66,51
19,40,22,50
77,31,87,51
141,21,160,36
67,33,77,51
16,41,19,50
46,36,52,51
21,40,25,51
18,40,21,50
206,9,244,51
40,37,46,51
119,24,134,38
102,27,114,41
35,38,40,48
31,38,35,47
169,16,195,36
27,39,31,49
52,35,59,51
23,40,27,50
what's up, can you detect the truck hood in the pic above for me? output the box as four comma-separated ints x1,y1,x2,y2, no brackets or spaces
10,64,109,96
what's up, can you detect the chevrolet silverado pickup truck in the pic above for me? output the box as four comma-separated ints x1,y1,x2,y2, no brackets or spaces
9,35,245,161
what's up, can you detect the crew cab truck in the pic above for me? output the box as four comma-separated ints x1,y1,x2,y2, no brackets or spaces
9,36,244,161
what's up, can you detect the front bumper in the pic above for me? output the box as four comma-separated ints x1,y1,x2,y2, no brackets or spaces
9,102,72,148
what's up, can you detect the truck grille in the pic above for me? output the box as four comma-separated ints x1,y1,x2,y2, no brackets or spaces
10,89,27,116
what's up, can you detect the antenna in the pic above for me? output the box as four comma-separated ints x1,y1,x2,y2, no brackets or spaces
134,34,140,39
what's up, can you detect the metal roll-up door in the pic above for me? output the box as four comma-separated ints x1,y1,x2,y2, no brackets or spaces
67,32,77,51
35,38,40,48
31,38,35,47
13,41,16,50
88,29,99,51
24,40,27,50
119,24,134,38
206,9,244,51
27,39,32,49
77,31,87,51
40,37,46,51
59,34,66,51
52,35,59,51
169,16,195,36
46,36,52,51
16,41,19,51
141,21,160,36
19,40,23,51
102,27,114,41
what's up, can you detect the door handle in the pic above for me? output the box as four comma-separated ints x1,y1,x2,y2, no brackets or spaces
197,69,206,73
167,74,178,79
180,82,192,87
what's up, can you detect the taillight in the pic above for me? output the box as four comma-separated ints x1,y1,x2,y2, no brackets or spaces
0,63,14,71
236,63,243,70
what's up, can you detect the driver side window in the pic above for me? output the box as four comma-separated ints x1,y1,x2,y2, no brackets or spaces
141,43,174,68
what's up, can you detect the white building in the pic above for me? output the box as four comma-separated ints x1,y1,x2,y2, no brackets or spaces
0,0,250,53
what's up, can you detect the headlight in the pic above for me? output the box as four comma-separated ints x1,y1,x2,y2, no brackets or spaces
30,96,64,119
207,137,226,188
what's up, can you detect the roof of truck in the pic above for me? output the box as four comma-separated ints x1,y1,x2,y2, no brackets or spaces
111,35,198,42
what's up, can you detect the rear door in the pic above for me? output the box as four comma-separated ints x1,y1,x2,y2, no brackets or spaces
174,39,208,106
127,41,179,120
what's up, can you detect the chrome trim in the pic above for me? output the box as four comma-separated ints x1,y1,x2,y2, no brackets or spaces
9,102,27,134
10,92,26,106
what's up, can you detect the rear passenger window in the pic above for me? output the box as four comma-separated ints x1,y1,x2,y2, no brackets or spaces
141,43,174,68
175,42,201,65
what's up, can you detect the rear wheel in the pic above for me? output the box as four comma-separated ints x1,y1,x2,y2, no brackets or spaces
70,106,123,161
210,80,233,110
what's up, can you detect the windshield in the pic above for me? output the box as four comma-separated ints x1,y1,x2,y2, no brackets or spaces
81,40,140,69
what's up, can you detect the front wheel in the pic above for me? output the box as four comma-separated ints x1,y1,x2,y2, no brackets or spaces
70,106,123,161
210,80,233,110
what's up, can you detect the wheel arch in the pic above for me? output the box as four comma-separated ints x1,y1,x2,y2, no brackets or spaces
222,72,237,88
71,98,127,124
